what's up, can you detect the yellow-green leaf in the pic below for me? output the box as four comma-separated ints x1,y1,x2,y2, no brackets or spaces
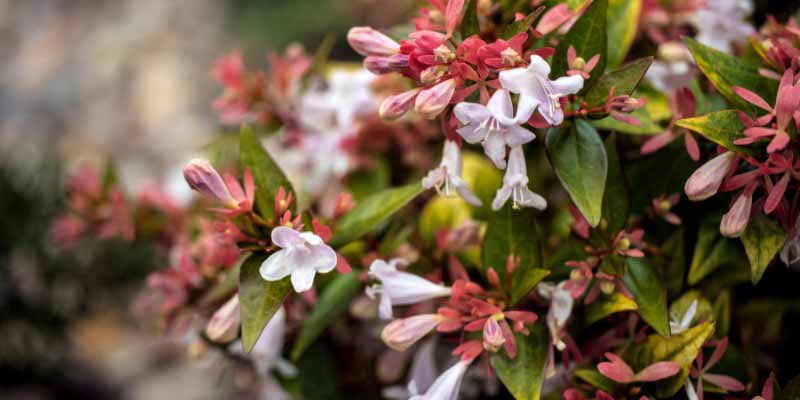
240,126,294,219
584,57,653,107
606,0,641,67
624,257,669,336
741,214,787,285
490,324,548,400
586,291,638,324
676,110,755,155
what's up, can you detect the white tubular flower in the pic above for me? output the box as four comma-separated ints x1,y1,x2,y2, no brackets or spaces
260,226,337,293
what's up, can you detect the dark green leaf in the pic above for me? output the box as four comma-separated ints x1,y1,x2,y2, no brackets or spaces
239,253,293,353
291,271,362,361
461,0,480,38
601,133,629,233
240,126,294,219
606,0,642,67
586,291,638,324
499,6,545,39
683,37,778,113
490,324,548,400
298,342,342,400
482,203,544,283
623,257,669,336
330,182,424,247
584,57,653,107
712,290,731,337
741,214,787,284
676,110,755,155
546,120,608,227
689,215,746,285
510,268,550,306
785,374,800,400
552,0,607,90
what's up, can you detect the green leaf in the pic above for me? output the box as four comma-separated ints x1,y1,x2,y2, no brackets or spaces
574,368,618,393
419,196,472,244
624,257,669,336
298,342,342,400
552,0,607,90
499,6,545,39
461,0,480,38
239,253,293,353
490,324,548,400
689,215,746,285
591,110,663,135
654,230,686,298
546,120,608,227
606,0,641,67
510,268,550,306
584,57,653,107
675,110,755,155
291,271,362,361
741,214,787,285
586,291,638,324
482,203,544,282
683,37,778,113
240,126,294,219
712,290,731,337
329,181,424,247
631,322,715,397
601,133,629,233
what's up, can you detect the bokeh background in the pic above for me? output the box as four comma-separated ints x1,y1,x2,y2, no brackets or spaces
3,1,800,399
0,1,412,399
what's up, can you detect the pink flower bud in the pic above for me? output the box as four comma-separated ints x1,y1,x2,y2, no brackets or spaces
720,190,753,238
684,152,736,201
205,295,241,343
379,89,419,120
347,26,400,57
380,313,443,351
364,54,409,74
415,79,456,119
183,159,236,206
482,316,506,352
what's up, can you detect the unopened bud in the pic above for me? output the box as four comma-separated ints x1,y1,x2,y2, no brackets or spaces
600,281,616,295
183,159,235,206
415,79,456,119
379,88,420,120
482,316,506,352
381,314,443,351
570,56,586,70
501,47,523,66
684,152,736,201
658,42,690,63
364,54,409,74
347,26,400,57
434,44,456,64
205,295,241,343
420,65,448,84
618,238,631,250
720,191,752,238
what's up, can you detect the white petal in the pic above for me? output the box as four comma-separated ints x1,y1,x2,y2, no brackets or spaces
308,244,338,273
506,146,527,178
453,102,490,125
456,182,483,207
290,267,317,292
492,185,512,211
379,292,394,320
413,361,469,400
260,250,292,281
487,89,515,125
538,102,564,126
527,55,552,76
422,168,444,189
499,67,537,94
551,75,584,96
483,133,508,169
505,125,536,147
271,226,302,248
456,124,488,144
298,232,324,245
515,94,539,123
519,187,548,210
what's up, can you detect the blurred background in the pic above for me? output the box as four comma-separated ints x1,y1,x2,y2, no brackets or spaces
0,1,411,398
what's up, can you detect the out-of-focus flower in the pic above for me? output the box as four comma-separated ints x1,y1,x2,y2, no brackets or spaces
641,87,700,160
670,299,698,335
206,294,241,343
492,146,547,211
499,55,584,126
691,0,754,53
537,281,573,351
380,89,421,120
566,45,600,80
684,152,736,201
381,314,444,351
422,140,482,206
382,339,438,400
780,217,800,269
259,226,337,292
366,259,451,320
453,89,535,169
410,360,471,400
646,60,692,93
